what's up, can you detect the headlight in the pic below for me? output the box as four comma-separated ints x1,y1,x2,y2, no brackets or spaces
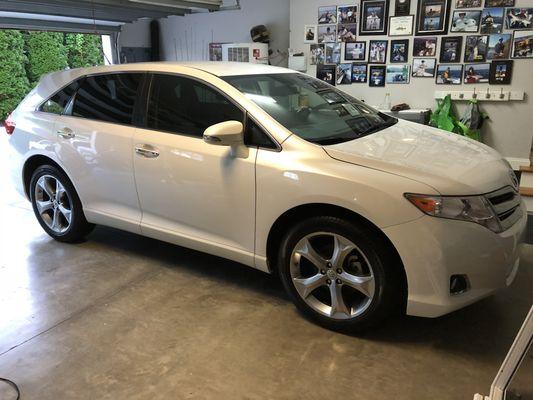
405,193,502,233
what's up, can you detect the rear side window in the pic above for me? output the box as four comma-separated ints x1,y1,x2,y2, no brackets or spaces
72,73,143,125
146,74,244,137
39,81,80,115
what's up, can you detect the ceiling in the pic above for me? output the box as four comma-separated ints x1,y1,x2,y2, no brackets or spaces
0,0,223,34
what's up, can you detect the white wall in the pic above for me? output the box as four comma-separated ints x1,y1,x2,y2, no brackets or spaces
290,0,533,164
158,0,290,66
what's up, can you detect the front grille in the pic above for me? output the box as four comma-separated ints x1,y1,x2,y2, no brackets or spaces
485,186,523,231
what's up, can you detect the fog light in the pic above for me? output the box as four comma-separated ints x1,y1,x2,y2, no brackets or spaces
450,275,470,295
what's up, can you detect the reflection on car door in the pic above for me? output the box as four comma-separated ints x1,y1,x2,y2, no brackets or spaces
133,74,257,265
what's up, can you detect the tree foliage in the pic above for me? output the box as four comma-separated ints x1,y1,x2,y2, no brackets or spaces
25,31,68,86
65,33,104,69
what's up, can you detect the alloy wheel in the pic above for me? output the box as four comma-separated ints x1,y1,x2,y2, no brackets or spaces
34,175,73,234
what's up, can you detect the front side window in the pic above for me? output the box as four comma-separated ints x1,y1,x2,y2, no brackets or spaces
146,74,243,137
39,81,80,115
72,73,143,125
223,73,397,145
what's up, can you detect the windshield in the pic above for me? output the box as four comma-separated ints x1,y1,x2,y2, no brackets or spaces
223,73,397,145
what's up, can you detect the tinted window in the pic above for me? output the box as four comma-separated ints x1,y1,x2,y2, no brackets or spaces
40,81,80,115
147,74,243,137
245,118,277,149
72,73,142,125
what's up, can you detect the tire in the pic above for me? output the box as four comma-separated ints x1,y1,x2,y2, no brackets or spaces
278,216,404,332
30,165,94,243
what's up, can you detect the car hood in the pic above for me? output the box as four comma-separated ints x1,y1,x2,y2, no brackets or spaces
324,119,516,195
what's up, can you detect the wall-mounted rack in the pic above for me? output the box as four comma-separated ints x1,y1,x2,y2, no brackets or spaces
434,89,526,102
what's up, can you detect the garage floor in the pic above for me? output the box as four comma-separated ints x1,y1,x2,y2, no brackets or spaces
0,135,532,400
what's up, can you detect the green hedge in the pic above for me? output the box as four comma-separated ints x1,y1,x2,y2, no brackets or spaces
25,32,68,86
66,33,104,69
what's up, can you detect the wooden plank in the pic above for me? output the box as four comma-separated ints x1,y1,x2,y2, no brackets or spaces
519,165,533,173
519,187,533,197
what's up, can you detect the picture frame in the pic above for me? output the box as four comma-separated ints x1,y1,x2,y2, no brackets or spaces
338,5,358,24
464,63,490,84
310,44,326,65
450,10,482,32
386,64,411,83
505,8,533,30
352,63,368,83
415,0,451,36
317,25,337,43
485,0,514,7
435,64,463,84
480,8,504,34
359,0,389,36
338,23,358,42
464,35,489,62
318,5,338,24
304,25,318,44
489,60,513,84
389,15,415,36
413,37,438,57
412,58,436,77
369,65,386,86
456,0,481,7
345,41,367,61
511,30,533,59
337,63,353,85
439,36,463,62
317,64,337,85
395,0,411,16
487,33,511,60
325,42,342,64
390,39,410,63
368,40,388,63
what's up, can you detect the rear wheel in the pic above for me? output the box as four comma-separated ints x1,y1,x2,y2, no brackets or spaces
30,165,94,242
278,216,403,332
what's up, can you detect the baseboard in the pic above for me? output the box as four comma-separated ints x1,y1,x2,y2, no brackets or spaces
506,157,530,170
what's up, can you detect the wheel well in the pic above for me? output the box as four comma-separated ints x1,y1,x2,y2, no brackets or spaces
266,203,408,307
22,155,65,199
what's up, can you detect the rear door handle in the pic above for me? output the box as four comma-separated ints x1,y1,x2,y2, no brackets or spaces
57,127,75,139
135,145,160,158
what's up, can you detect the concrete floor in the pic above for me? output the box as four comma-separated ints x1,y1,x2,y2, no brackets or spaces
0,134,532,400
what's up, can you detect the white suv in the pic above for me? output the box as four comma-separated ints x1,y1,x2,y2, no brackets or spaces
5,62,526,331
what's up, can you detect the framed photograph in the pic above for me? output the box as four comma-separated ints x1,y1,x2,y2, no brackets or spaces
413,37,438,56
208,43,225,61
318,6,338,24
395,0,411,16
360,0,389,36
337,63,353,85
489,60,513,84
369,65,386,86
345,42,367,61
369,40,388,63
338,24,358,42
325,42,342,64
512,30,533,59
389,15,415,36
464,63,490,84
487,34,511,59
505,8,533,30
352,63,368,82
436,64,463,84
480,8,504,34
412,58,436,77
415,0,451,36
317,64,336,85
338,5,358,23
440,36,463,62
485,0,514,7
310,44,325,65
464,35,489,62
456,0,481,7
390,39,410,62
451,10,482,32
317,25,337,43
386,64,411,83
304,25,318,44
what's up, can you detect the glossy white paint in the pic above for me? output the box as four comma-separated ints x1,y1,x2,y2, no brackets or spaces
6,62,526,318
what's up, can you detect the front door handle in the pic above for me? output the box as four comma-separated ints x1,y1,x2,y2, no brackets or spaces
57,127,75,139
135,145,160,158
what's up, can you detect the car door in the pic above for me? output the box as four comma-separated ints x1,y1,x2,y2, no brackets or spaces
54,72,145,234
133,73,257,265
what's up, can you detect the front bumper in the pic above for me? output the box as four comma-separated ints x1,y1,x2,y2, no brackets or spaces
383,201,527,318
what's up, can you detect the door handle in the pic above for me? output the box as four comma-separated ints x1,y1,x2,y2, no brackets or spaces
135,145,160,158
57,127,75,139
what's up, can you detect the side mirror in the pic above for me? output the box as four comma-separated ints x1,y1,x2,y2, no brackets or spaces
203,121,244,147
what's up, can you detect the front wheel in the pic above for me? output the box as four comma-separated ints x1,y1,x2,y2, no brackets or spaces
278,216,403,332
